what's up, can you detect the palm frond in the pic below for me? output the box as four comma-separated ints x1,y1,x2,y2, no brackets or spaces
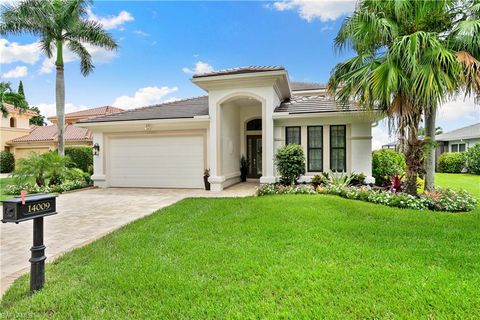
67,39,93,76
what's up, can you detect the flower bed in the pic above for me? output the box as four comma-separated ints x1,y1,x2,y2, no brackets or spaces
256,184,477,212
4,180,89,196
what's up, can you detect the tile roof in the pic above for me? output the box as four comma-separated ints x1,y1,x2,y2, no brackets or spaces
80,96,209,123
275,95,365,114
435,123,480,141
192,66,285,78
8,124,92,143
290,82,327,91
48,106,124,120
2,102,38,116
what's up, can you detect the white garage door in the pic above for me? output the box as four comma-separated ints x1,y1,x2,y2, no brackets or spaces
109,135,204,188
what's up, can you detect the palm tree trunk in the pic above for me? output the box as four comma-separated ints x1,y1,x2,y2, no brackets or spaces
403,113,422,196
55,40,65,156
424,110,437,191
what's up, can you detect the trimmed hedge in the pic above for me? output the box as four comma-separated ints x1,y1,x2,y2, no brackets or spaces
0,151,15,173
65,146,93,173
437,152,465,173
372,149,405,185
465,144,480,175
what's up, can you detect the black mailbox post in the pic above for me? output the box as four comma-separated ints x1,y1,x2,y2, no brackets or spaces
2,193,57,292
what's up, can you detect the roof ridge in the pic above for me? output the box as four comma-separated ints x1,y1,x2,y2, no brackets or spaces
113,95,208,114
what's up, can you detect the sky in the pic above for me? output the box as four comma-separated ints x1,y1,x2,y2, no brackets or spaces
1,0,478,149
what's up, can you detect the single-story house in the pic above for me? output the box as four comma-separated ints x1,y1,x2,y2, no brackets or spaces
78,66,381,191
0,103,37,152
435,123,480,153
7,106,124,160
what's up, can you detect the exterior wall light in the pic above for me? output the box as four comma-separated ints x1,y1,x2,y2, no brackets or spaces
92,143,100,156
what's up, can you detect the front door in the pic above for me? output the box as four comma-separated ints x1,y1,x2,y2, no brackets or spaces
247,135,262,178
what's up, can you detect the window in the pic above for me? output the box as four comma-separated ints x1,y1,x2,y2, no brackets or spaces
246,119,262,131
451,143,466,152
285,126,301,145
9,117,16,128
330,125,346,172
307,126,323,172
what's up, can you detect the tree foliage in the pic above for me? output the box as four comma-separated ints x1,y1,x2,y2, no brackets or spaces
328,0,480,195
0,82,28,117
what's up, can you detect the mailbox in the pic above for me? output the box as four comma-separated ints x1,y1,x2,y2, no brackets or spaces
2,193,57,223
2,193,58,292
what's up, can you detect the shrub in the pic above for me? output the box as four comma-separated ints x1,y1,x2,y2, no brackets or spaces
274,144,305,185
65,146,93,173
372,149,405,185
0,151,14,173
465,144,480,175
437,152,466,173
4,180,88,195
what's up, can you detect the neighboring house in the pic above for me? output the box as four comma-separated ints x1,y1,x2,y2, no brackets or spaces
6,106,124,160
78,66,382,191
0,103,37,152
435,123,480,154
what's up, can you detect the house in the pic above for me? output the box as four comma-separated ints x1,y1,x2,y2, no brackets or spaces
0,103,37,152
435,123,480,153
78,66,381,191
6,106,124,160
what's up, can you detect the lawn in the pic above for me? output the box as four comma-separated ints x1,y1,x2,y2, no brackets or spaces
2,186,480,318
0,177,15,201
435,173,480,197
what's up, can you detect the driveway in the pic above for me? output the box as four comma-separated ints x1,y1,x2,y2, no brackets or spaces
0,183,256,295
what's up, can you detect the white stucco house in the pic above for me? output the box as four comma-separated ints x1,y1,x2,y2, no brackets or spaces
79,66,380,191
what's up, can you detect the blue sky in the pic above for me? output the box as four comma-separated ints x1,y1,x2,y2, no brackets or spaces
1,1,478,148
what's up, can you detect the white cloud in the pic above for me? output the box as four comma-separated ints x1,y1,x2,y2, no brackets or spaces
438,95,479,121
0,39,42,64
38,42,117,74
134,30,149,37
2,65,28,78
272,0,355,22
182,61,214,75
86,7,134,30
112,86,179,109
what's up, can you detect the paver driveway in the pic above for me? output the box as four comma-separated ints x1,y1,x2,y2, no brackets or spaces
0,183,256,295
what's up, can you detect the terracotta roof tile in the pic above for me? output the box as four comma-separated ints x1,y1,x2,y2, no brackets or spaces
8,124,92,143
47,106,124,120
2,103,38,116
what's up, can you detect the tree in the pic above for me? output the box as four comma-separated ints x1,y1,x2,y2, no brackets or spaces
17,80,25,98
328,0,479,195
29,106,46,126
0,0,118,155
0,82,28,117
418,126,443,136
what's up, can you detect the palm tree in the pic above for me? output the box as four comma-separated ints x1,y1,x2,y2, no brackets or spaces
419,126,443,136
0,82,28,117
329,0,479,195
0,0,118,155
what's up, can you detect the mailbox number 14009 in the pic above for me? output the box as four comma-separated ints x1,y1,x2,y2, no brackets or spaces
27,202,51,213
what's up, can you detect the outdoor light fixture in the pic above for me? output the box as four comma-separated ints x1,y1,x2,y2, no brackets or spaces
92,143,100,156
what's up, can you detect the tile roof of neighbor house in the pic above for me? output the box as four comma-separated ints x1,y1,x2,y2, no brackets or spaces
80,96,210,123
9,124,92,143
192,66,285,78
290,82,327,91
47,106,124,120
435,123,480,141
3,102,38,116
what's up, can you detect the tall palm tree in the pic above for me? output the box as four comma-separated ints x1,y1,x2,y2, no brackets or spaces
0,0,118,155
0,82,28,117
329,0,479,195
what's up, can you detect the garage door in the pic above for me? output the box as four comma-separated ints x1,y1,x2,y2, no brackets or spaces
109,135,204,188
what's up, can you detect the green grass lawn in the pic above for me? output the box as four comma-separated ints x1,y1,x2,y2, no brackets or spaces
435,173,480,197
0,177,15,201
2,192,479,318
